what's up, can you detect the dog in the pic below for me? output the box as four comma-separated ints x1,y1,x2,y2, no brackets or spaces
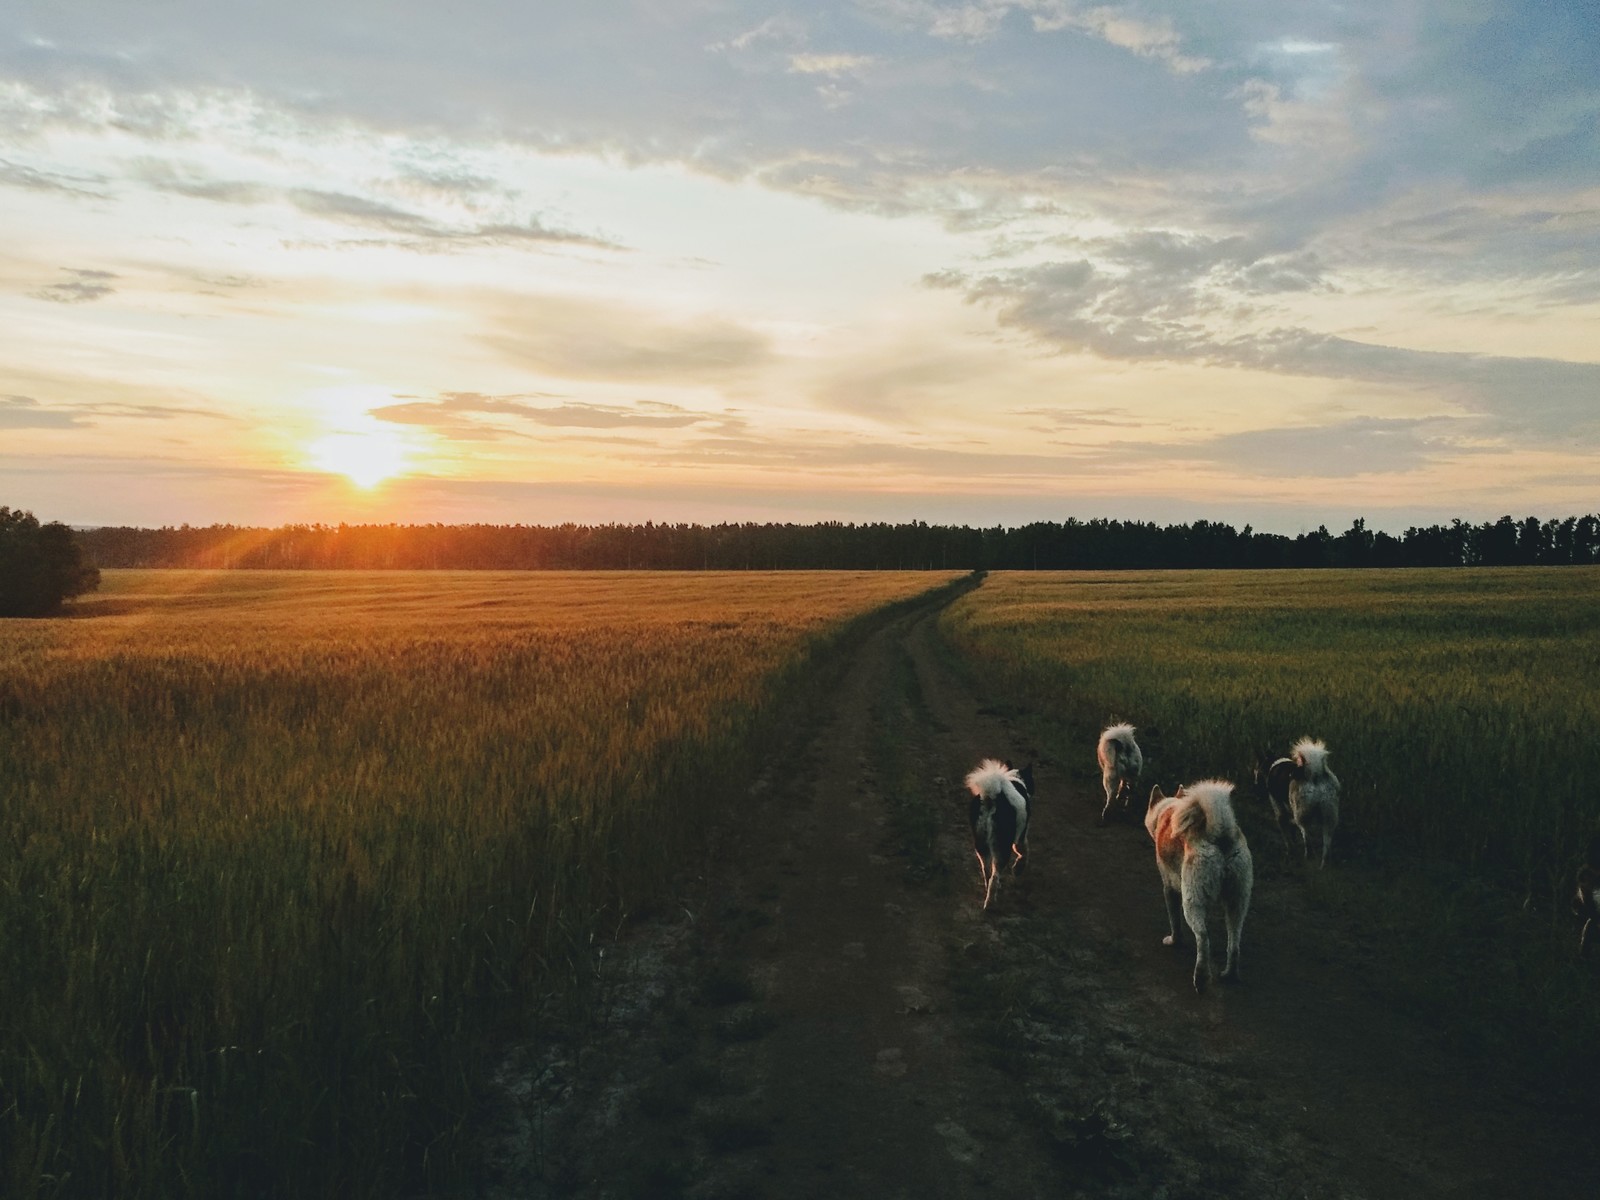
1252,747,1300,854
1573,835,1600,955
1096,723,1143,824
966,759,1032,909
1287,738,1340,867
1145,781,1253,993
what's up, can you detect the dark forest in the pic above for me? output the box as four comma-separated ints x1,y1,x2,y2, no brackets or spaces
76,513,1600,571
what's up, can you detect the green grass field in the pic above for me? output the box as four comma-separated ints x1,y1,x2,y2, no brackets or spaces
0,569,957,1199
943,568,1600,884
940,567,1600,1082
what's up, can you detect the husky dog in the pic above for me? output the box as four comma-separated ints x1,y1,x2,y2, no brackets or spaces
966,759,1033,909
1096,723,1143,824
1145,781,1253,993
1287,738,1340,867
1573,835,1600,955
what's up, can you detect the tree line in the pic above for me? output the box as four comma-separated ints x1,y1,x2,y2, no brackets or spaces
73,513,1600,572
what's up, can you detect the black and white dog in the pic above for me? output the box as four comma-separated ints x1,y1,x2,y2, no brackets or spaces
966,759,1033,909
1254,738,1340,867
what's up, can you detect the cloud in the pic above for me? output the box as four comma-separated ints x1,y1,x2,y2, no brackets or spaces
0,157,108,196
1,394,83,428
1160,416,1469,478
131,160,623,250
0,393,225,427
788,53,876,76
930,246,1600,445
486,297,772,383
370,392,718,440
30,268,118,304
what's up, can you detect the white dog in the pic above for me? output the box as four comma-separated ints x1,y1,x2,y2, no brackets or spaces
1096,722,1143,824
965,759,1032,910
1145,781,1253,993
1287,737,1340,868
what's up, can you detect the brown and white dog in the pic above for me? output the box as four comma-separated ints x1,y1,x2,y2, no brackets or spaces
1096,722,1143,825
1146,781,1253,993
966,759,1032,910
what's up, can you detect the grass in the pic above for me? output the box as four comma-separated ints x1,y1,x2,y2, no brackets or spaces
939,566,1600,1089
0,568,958,1199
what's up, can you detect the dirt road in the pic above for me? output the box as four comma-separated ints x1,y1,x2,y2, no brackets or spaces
479,585,1597,1198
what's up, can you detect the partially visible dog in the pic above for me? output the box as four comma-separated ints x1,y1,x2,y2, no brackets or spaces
1145,781,1253,993
1573,835,1600,955
1096,723,1143,825
1287,737,1340,868
966,759,1033,909
1252,747,1299,854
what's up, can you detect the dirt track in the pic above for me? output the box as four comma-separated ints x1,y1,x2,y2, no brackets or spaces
479,584,1597,1198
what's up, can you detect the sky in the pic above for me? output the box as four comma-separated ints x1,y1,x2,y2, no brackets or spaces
2,1,1598,534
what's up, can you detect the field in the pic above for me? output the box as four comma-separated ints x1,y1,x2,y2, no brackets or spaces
939,567,1600,1081
0,569,958,1199
7,565,1599,1199
941,568,1600,887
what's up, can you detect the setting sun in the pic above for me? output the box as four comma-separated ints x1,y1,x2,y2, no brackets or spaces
308,427,411,488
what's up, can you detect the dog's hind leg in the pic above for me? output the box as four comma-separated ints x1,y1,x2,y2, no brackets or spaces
1161,884,1183,947
1099,777,1116,825
1582,917,1594,956
1221,898,1248,983
1182,891,1213,993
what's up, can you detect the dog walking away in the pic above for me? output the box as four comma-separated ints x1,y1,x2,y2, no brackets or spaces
1145,781,1253,993
1288,737,1340,868
1253,747,1299,854
1574,835,1600,955
1096,723,1143,825
966,759,1033,910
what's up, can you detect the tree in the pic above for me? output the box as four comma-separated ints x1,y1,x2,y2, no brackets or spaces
0,507,101,616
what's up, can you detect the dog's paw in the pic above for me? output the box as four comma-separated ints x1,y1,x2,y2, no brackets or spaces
1161,934,1176,947
1193,969,1209,994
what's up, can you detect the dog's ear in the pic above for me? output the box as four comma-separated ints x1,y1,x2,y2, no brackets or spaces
1148,784,1166,809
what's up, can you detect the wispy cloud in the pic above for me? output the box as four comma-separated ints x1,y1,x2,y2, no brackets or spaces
370,392,716,440
30,268,118,304
0,393,227,427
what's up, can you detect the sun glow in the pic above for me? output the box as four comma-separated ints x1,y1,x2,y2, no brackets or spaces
308,426,412,488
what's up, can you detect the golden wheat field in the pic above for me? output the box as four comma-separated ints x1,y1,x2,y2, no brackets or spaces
0,569,958,1200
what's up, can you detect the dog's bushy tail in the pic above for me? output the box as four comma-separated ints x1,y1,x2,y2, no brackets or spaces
966,758,1022,800
1174,781,1240,844
1293,737,1331,777
1099,722,1140,768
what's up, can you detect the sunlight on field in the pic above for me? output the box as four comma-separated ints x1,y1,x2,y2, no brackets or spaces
0,569,957,1198
943,568,1600,880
